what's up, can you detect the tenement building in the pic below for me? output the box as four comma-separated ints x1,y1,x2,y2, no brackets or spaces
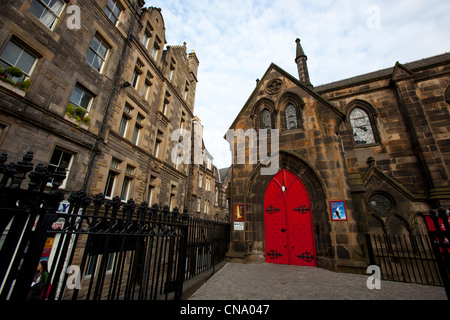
0,1,208,214
225,38,450,273
0,0,228,299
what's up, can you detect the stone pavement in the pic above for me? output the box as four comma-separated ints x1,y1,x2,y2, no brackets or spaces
189,262,447,300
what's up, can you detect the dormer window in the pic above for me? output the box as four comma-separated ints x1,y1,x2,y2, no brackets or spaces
152,37,161,60
169,59,176,81
141,24,153,49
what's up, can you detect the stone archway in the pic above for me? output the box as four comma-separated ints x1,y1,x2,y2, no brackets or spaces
244,151,333,269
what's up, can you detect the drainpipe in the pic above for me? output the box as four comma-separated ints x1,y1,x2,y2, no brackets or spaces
82,0,141,190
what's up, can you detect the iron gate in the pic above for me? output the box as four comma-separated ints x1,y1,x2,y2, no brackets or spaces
0,151,230,301
366,209,450,299
365,233,442,286
46,193,190,300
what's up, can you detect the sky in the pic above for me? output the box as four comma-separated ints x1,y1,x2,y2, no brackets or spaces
144,0,450,169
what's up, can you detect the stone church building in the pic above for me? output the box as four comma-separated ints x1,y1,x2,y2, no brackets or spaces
226,38,450,273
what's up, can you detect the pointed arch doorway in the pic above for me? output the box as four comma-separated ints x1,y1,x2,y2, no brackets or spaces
264,169,317,266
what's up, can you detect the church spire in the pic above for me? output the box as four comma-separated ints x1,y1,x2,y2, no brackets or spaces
295,38,313,88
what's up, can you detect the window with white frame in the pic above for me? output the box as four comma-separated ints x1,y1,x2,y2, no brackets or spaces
151,37,161,60
154,130,164,159
180,116,185,133
161,92,170,116
204,200,210,214
169,60,175,81
131,59,144,90
118,104,132,138
48,148,73,189
206,157,212,171
173,146,182,170
142,74,152,99
85,255,98,277
120,165,134,201
106,253,115,273
118,115,129,138
120,177,132,201
104,0,123,26
205,177,210,191
215,187,219,206
198,173,203,188
86,34,110,72
184,81,190,100
142,72,153,101
29,0,66,30
131,68,141,90
85,253,115,277
125,164,134,176
169,185,176,211
148,175,157,205
0,40,38,83
132,114,144,145
197,198,201,212
69,84,94,113
141,24,153,49
104,158,121,199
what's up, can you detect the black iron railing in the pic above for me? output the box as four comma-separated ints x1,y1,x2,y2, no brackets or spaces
366,233,443,287
0,151,230,301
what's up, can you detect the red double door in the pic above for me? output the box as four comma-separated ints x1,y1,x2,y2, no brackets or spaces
264,169,317,266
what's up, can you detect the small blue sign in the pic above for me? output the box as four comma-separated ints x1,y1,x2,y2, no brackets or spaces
330,201,347,221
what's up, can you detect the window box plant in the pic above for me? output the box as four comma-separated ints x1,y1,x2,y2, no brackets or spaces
0,66,31,92
65,103,91,127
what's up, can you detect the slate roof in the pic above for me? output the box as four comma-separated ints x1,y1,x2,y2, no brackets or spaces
216,167,230,183
315,52,450,93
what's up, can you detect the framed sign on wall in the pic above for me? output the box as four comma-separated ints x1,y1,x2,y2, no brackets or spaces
234,204,245,221
330,201,347,221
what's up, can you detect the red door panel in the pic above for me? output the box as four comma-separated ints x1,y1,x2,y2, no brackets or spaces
264,175,289,264
264,169,317,266
285,171,316,266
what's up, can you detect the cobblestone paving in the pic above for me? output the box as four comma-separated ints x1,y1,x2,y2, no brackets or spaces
189,262,447,300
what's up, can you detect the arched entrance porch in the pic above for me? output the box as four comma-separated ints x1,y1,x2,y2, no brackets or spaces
239,151,334,269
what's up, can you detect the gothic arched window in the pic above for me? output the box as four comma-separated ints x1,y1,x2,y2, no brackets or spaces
285,104,298,130
261,109,271,129
349,107,376,145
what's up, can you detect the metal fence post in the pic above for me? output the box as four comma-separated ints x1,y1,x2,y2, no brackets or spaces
174,207,189,300
365,234,376,266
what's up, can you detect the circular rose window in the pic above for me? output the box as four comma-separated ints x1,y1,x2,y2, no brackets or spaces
265,79,283,95
367,193,393,214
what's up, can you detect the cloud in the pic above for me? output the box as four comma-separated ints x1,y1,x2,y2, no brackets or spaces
145,0,450,168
